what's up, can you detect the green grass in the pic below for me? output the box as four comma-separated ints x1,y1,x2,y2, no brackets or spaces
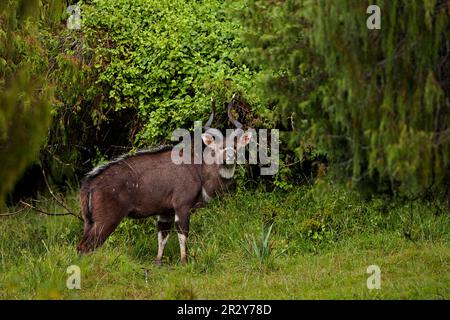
0,180,449,299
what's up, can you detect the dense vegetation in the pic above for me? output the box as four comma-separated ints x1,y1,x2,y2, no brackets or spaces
41,0,265,184
0,0,56,205
2,0,449,199
242,0,450,196
0,0,449,299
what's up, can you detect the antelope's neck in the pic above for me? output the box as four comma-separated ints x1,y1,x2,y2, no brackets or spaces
199,163,235,202
218,164,236,180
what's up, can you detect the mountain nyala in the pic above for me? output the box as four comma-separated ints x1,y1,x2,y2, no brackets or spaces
77,96,252,265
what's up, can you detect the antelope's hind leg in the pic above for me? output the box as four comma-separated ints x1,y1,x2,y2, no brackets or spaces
154,214,174,266
174,207,191,266
78,218,122,253
77,221,94,253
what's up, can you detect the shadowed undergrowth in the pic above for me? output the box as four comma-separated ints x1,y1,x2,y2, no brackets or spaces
0,180,449,299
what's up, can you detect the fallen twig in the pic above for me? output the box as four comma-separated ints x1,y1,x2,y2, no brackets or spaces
41,169,82,221
19,200,83,221
0,206,27,217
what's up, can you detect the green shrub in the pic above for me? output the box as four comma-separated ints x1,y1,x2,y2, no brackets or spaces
241,0,450,197
37,0,265,183
81,0,260,144
0,0,58,206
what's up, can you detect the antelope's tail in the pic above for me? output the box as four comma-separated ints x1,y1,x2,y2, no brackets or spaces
80,186,93,225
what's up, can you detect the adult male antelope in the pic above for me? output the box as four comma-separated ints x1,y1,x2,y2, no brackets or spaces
77,96,252,265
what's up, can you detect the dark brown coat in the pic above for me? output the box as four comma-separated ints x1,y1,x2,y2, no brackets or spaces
77,147,237,265
77,95,251,265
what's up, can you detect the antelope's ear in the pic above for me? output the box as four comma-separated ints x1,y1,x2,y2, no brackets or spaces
202,133,215,147
238,131,252,148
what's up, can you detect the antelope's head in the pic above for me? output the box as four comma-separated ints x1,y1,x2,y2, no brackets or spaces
201,95,252,166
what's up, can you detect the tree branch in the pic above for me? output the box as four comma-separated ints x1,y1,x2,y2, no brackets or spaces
41,169,82,221
19,200,83,221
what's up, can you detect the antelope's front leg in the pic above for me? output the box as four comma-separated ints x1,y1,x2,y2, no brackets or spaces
175,207,191,266
155,214,174,266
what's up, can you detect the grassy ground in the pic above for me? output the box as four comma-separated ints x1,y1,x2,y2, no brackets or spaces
0,180,449,299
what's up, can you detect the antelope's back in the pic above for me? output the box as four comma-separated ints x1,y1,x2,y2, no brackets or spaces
80,149,202,217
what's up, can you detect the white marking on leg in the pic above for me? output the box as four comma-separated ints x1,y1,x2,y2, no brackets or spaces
157,231,169,260
175,214,179,223
177,233,187,259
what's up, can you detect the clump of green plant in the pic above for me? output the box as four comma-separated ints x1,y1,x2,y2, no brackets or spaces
299,218,331,243
247,223,277,270
273,160,294,191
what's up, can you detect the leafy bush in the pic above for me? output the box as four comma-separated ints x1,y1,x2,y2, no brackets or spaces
309,1,450,196
0,0,57,206
241,0,450,197
35,0,265,184
81,0,259,144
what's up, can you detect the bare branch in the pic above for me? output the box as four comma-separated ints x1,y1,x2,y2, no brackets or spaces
41,169,81,220
20,200,83,221
0,206,27,217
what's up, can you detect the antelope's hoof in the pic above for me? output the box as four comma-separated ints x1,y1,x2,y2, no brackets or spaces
154,259,162,267
76,244,89,255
